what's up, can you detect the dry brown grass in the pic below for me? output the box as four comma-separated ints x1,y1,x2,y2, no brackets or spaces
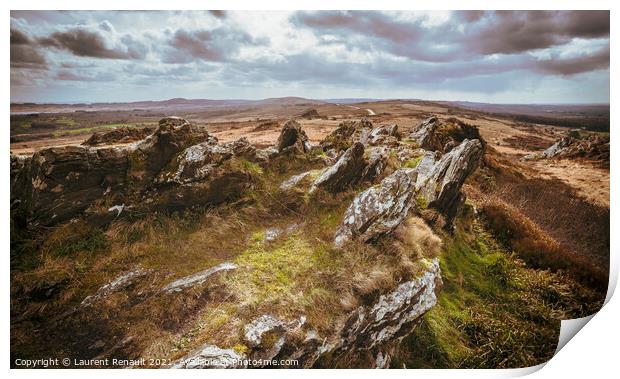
482,200,608,291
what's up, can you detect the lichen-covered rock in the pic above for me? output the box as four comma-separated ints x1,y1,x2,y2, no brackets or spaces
320,119,373,152
410,117,482,153
335,258,442,351
155,142,232,185
310,142,366,193
368,124,400,146
409,117,438,147
162,262,238,293
126,117,214,188
276,120,311,154
171,344,246,369
335,168,418,246
82,126,155,147
15,145,129,225
82,268,152,307
360,146,390,183
416,139,483,223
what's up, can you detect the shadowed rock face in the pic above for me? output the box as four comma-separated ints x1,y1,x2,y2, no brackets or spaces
82,126,155,147
410,117,482,153
320,119,373,153
276,120,311,154
310,142,366,193
10,117,259,226
12,145,130,225
416,139,484,223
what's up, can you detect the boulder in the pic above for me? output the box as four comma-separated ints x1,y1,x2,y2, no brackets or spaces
320,119,373,152
409,117,437,147
360,146,390,183
368,124,400,146
310,142,366,193
335,168,418,246
126,117,215,191
299,108,320,119
416,139,483,223
82,126,155,147
410,117,482,153
276,120,311,154
334,258,441,351
15,145,129,225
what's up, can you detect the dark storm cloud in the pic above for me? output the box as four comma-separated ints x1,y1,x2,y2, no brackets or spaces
533,46,610,75
10,28,47,69
209,10,226,19
292,10,610,60
464,11,610,55
163,27,266,63
10,28,32,45
38,28,146,59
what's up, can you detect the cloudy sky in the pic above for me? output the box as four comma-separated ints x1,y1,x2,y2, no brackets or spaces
10,10,610,104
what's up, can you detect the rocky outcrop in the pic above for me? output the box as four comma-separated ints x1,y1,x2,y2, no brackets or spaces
335,168,419,246
320,119,373,152
368,124,400,146
171,258,441,369
276,120,311,154
332,258,441,352
360,146,390,183
410,117,482,153
15,145,129,225
82,126,155,146
10,117,260,226
409,117,437,147
299,108,320,119
416,139,483,222
310,142,366,193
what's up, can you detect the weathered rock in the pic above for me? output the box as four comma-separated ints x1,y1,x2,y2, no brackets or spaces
162,262,237,293
335,258,441,351
15,145,129,225
276,120,311,154
410,116,482,153
81,268,152,307
171,344,246,369
242,314,306,364
409,117,437,147
524,132,609,168
320,119,373,152
82,126,155,147
310,142,366,193
360,146,390,183
335,168,418,246
244,314,286,348
155,142,233,185
416,139,483,223
368,124,400,146
279,170,316,191
126,117,215,190
299,108,320,119
225,137,259,162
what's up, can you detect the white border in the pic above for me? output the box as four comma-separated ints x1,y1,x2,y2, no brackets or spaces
3,1,617,378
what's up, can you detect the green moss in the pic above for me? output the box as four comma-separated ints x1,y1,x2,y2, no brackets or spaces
399,220,601,369
415,195,428,209
240,159,264,176
403,155,423,169
226,234,320,307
